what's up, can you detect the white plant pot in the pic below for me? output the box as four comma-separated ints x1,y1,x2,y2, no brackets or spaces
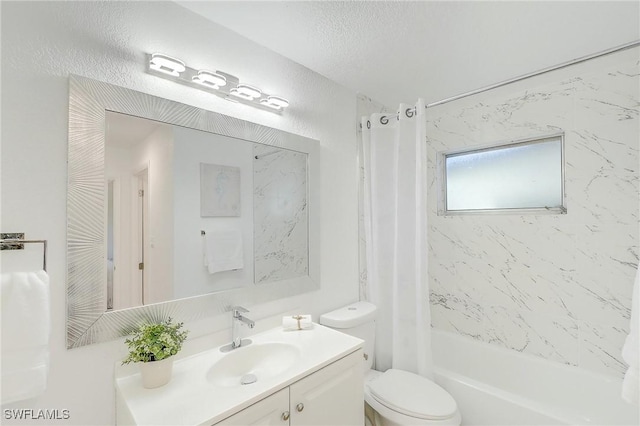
139,357,174,389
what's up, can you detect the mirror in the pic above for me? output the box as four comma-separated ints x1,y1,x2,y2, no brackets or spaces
104,112,310,310
67,75,320,348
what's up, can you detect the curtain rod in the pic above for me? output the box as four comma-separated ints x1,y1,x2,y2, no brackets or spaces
426,39,640,109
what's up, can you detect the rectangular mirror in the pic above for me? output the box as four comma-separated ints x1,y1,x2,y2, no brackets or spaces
67,75,320,348
105,112,310,310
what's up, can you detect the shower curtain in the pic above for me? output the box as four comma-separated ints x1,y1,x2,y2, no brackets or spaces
361,99,433,378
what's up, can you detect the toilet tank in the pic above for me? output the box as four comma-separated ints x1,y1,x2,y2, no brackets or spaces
319,301,377,370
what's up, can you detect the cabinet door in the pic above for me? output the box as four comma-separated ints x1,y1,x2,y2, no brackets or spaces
289,350,364,426
215,388,290,426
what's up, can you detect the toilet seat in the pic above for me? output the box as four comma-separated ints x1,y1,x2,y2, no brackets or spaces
367,369,458,421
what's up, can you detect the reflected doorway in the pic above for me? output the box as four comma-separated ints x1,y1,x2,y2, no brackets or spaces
134,168,148,306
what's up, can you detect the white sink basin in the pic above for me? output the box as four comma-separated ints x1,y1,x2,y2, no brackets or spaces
206,342,302,387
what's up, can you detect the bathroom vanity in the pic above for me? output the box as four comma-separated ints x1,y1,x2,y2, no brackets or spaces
115,325,364,425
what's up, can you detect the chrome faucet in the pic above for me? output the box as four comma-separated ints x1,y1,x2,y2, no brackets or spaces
231,306,255,349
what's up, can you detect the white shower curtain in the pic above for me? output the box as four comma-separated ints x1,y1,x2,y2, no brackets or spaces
361,99,433,379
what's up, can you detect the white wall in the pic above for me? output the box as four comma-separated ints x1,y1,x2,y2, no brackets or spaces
0,2,359,424
172,127,255,299
426,47,639,378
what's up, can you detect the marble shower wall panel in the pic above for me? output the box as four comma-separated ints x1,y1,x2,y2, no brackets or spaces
253,145,309,284
427,48,639,378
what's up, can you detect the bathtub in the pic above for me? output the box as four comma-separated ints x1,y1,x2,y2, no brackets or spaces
431,330,639,425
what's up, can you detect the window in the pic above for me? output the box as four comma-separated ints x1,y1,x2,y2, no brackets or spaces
439,134,565,215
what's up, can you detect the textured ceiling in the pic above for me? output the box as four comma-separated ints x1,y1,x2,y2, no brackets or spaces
178,1,640,108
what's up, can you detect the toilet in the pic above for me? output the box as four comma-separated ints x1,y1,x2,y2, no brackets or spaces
319,301,461,426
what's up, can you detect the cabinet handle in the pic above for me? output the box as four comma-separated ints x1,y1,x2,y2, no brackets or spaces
296,403,304,412
281,411,290,421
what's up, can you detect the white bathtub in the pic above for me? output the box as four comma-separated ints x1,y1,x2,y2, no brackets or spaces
432,330,639,426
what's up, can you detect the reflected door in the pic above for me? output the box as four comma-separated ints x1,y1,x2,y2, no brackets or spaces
135,169,148,305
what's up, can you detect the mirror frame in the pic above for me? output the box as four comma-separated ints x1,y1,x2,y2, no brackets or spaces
67,75,320,349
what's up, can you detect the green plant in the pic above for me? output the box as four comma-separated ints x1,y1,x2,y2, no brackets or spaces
122,318,189,365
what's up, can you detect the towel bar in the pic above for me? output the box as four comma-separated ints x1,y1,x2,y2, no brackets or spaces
1,233,48,272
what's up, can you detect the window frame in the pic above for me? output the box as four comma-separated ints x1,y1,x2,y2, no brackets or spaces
437,132,567,216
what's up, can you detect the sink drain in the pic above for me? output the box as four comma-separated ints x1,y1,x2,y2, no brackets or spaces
241,374,257,385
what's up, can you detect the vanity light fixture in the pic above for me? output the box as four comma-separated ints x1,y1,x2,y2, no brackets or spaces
146,52,290,114
260,95,290,110
149,53,186,77
192,70,227,90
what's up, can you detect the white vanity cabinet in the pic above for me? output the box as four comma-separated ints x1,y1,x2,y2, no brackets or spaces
115,325,364,426
215,349,363,426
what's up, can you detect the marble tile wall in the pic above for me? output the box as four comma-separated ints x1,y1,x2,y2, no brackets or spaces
426,48,639,377
253,145,309,284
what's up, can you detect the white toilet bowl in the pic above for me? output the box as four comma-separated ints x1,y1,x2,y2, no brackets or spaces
364,369,461,426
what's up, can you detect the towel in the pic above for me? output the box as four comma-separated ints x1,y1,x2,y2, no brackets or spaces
622,266,639,405
282,315,313,331
1,271,50,404
203,230,243,274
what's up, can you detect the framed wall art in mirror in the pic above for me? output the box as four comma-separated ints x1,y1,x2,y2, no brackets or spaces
67,75,320,349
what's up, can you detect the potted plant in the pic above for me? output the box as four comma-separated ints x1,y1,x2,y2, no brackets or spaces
122,317,189,389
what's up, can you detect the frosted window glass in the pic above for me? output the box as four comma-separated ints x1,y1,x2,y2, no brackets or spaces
445,137,563,212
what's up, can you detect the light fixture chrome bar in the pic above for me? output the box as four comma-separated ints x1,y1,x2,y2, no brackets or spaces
427,39,640,109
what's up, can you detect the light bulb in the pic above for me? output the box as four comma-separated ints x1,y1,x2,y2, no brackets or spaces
149,53,185,77
192,70,227,89
260,96,290,110
230,84,262,100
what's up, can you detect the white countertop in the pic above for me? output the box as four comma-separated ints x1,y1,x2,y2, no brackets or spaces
115,323,363,426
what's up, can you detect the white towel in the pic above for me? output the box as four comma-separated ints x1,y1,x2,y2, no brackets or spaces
1,271,50,404
282,315,313,331
622,266,639,405
203,230,244,274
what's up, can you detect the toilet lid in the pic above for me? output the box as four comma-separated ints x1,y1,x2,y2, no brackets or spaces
367,369,458,420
